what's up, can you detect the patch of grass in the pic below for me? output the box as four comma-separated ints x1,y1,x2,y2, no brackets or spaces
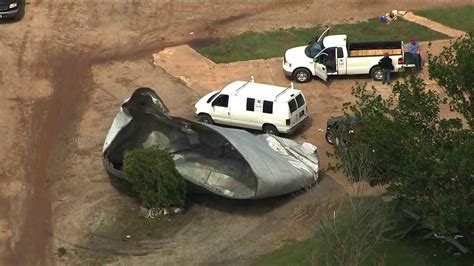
195,19,448,63
253,198,474,266
195,28,315,63
56,247,67,257
415,5,474,34
253,238,316,266
331,18,447,43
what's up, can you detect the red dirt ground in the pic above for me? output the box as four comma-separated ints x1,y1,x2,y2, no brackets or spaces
0,1,470,264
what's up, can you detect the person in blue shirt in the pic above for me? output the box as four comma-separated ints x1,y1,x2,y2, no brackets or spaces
407,36,422,70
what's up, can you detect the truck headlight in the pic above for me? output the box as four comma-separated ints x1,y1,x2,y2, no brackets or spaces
9,3,18,8
285,61,292,68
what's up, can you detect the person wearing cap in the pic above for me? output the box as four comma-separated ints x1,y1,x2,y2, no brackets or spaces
378,52,394,85
407,37,422,70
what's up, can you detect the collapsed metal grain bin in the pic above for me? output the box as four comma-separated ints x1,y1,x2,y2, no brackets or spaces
102,87,319,199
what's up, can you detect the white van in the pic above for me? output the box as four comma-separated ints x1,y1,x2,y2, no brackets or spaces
194,77,308,135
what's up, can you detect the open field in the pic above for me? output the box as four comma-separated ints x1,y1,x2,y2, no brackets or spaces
0,1,472,264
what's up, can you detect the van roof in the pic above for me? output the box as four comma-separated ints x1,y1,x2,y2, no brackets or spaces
221,80,301,102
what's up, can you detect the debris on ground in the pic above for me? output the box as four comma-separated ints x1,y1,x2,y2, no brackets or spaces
102,87,320,199
139,206,184,218
376,9,408,23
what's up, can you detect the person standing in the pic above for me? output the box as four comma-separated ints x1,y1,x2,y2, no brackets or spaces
407,36,422,70
379,52,394,85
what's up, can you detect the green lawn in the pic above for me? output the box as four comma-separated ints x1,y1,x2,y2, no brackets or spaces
253,198,474,266
415,5,474,34
194,19,448,63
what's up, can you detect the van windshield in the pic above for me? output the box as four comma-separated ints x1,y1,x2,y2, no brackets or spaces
206,91,220,103
305,40,325,58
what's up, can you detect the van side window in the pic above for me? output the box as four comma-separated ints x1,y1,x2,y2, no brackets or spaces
295,94,305,107
288,99,297,113
212,94,229,107
263,101,273,114
246,98,255,111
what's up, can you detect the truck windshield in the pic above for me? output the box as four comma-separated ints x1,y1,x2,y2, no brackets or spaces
305,40,325,58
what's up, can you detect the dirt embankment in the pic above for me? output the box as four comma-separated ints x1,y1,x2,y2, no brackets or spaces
0,1,472,265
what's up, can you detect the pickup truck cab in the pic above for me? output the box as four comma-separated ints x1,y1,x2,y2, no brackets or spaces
283,28,411,82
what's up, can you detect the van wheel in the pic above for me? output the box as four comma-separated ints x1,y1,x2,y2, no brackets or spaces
293,68,312,83
197,114,213,124
263,125,278,135
370,66,383,81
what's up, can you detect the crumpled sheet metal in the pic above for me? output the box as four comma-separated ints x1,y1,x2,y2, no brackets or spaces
102,87,319,199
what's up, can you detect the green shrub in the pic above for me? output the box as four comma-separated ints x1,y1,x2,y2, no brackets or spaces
123,145,186,208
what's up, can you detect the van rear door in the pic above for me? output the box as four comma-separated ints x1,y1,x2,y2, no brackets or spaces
288,94,307,126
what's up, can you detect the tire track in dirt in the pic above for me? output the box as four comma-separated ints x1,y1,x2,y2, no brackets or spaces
11,54,94,265
16,29,30,69
4,1,175,263
0,11,35,265
5,1,91,264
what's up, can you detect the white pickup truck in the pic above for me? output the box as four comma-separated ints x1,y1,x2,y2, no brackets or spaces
282,28,413,83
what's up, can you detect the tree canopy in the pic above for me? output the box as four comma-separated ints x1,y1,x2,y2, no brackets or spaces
123,145,186,208
428,34,474,128
331,35,474,241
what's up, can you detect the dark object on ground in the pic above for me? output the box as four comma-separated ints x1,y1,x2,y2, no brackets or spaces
0,0,24,21
348,41,401,51
103,87,320,199
394,208,471,255
56,247,67,257
325,115,359,145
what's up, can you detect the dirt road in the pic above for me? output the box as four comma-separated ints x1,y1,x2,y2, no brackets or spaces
0,1,471,264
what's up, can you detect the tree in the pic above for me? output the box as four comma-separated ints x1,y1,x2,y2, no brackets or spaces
332,74,473,244
428,34,474,128
315,192,393,266
123,145,186,208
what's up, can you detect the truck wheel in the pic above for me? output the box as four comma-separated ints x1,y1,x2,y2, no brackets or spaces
293,68,312,83
325,132,334,145
197,114,213,124
370,66,383,81
263,124,279,135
